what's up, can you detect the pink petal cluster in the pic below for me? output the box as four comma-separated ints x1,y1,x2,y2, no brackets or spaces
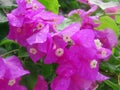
0,56,29,90
7,0,118,90
7,0,63,62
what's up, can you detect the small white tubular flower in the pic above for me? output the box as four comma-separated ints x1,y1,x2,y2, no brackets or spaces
63,35,71,43
29,48,37,55
26,0,33,4
36,23,44,30
90,59,98,69
8,79,16,86
101,49,107,57
94,39,102,49
32,4,38,10
55,48,64,57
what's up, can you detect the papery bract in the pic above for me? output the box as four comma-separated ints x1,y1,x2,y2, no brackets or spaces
34,75,48,90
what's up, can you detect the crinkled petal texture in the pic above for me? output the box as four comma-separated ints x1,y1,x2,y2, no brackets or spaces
4,56,29,79
0,56,29,79
0,56,29,90
95,28,118,49
51,76,71,90
0,78,27,90
34,75,48,90
27,25,49,45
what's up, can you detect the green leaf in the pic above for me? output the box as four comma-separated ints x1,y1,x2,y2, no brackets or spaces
0,22,9,40
41,64,54,79
104,80,120,90
116,15,120,24
38,0,59,14
0,0,17,9
97,16,119,37
18,47,28,58
21,74,37,90
0,9,7,23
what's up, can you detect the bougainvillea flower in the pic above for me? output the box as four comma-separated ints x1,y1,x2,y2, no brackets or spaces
7,0,64,47
51,61,109,90
105,5,120,18
44,23,80,64
96,47,112,60
16,0,45,17
0,78,27,90
0,56,29,90
27,44,45,63
68,6,98,30
27,34,53,63
27,25,49,45
95,28,118,49
0,56,29,79
34,75,48,90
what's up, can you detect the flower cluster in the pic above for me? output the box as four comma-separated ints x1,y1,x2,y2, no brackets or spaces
0,55,48,90
0,56,29,90
7,0,118,90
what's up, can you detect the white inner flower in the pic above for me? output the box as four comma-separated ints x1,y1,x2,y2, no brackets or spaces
55,48,64,57
32,4,38,10
94,39,102,49
26,0,32,4
101,50,107,57
36,23,44,30
63,35,71,42
90,59,98,69
8,79,16,86
29,48,37,55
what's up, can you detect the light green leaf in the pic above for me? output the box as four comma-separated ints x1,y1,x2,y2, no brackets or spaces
89,0,119,10
97,16,119,37
116,15,120,24
38,0,59,14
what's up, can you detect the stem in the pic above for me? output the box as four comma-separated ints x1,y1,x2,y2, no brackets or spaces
1,49,19,57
